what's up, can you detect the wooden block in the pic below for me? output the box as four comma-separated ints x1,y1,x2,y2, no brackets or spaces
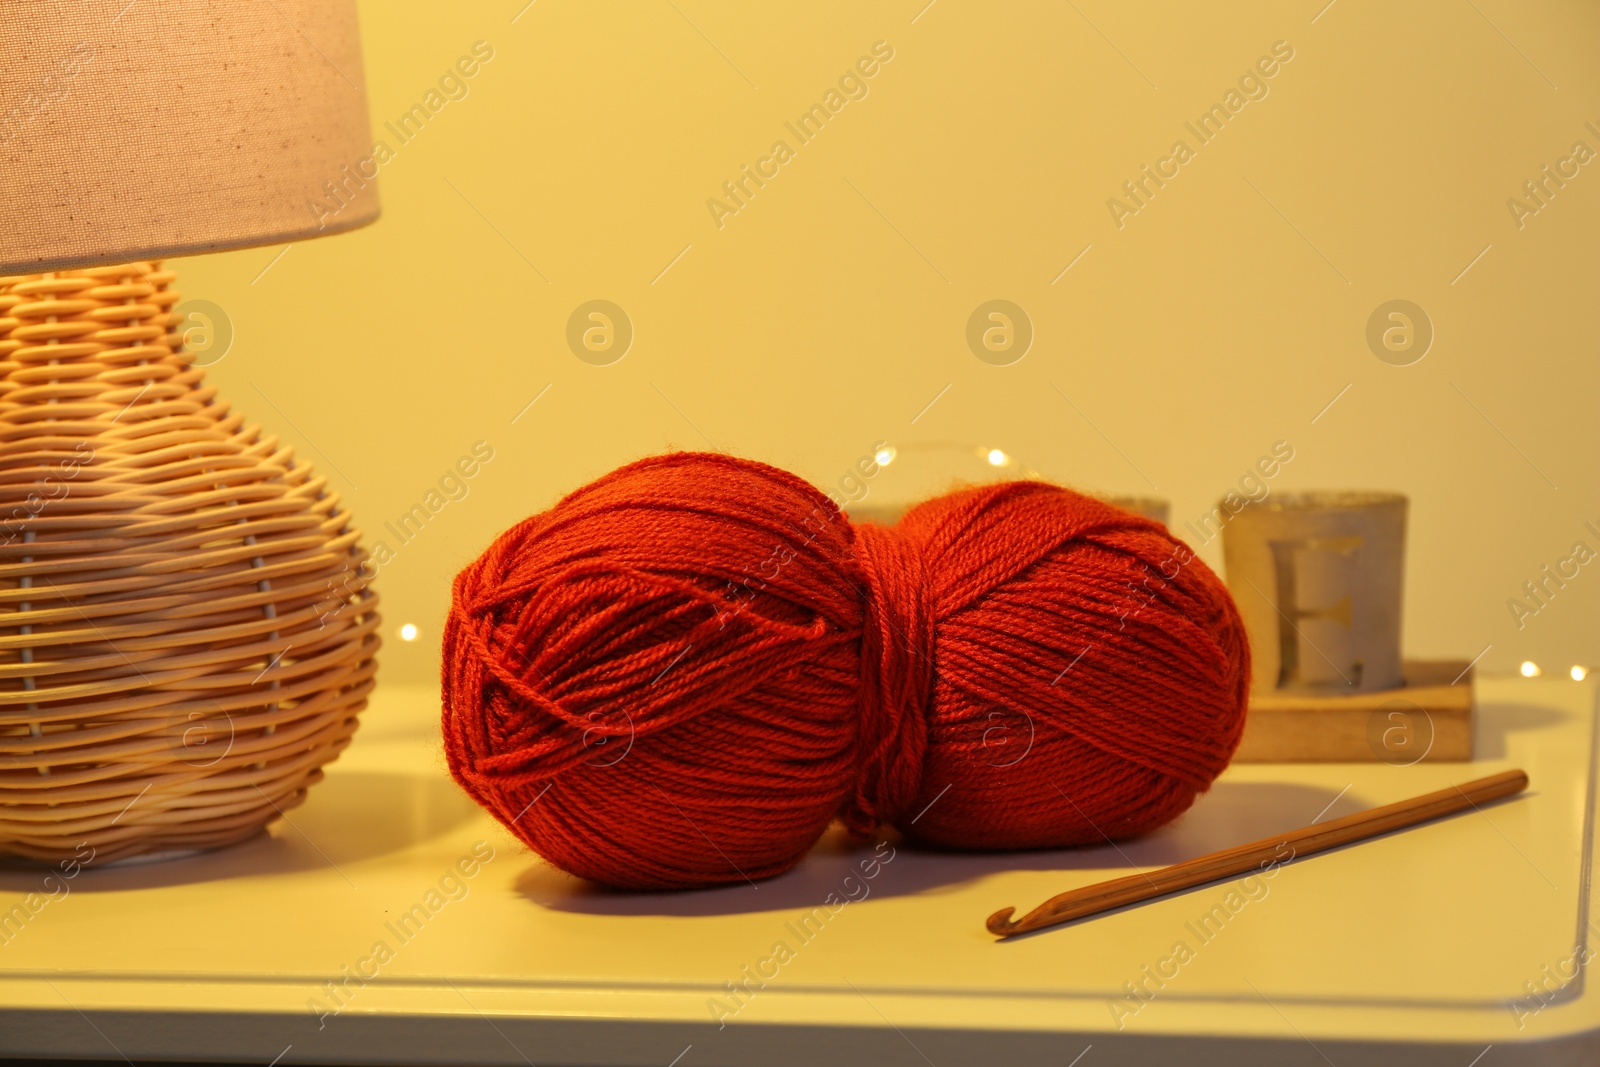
1232,659,1473,763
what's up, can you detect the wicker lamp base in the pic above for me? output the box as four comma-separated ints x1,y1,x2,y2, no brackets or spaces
0,263,379,865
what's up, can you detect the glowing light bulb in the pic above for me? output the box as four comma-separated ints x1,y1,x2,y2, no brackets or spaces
399,623,418,642
875,446,896,467
1520,660,1541,678
987,448,1008,467
1573,665,1589,681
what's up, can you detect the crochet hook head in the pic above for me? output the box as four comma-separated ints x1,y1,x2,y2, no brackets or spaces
986,907,1021,936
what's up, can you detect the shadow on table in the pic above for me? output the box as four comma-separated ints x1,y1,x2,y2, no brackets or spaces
513,779,1351,918
0,770,480,891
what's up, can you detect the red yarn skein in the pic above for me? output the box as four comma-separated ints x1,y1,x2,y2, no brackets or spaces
442,452,1250,890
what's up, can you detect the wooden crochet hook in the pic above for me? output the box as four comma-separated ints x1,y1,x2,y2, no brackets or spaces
987,768,1529,939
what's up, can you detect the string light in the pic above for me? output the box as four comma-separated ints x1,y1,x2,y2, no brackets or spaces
874,445,896,467
1573,665,1589,681
987,448,1008,467
399,623,418,642
1520,661,1541,678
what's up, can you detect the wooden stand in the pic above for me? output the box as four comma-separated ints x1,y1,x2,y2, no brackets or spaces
1232,659,1473,763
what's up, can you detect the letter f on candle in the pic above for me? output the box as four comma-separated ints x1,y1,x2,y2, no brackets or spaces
1266,536,1364,689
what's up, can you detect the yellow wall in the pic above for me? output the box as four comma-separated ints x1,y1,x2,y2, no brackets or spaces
176,0,1600,687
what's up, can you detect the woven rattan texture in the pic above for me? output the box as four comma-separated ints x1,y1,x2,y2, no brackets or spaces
0,262,379,864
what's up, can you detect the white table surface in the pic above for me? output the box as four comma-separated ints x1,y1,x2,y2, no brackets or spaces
0,676,1594,1066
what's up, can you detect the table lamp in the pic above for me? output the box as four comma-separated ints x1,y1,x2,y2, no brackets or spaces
0,1,382,864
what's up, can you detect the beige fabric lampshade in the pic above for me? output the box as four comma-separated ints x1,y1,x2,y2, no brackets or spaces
0,0,380,273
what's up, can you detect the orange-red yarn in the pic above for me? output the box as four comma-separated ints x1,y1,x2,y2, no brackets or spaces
442,453,1251,890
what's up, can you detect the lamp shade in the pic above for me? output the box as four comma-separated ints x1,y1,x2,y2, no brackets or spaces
0,0,380,273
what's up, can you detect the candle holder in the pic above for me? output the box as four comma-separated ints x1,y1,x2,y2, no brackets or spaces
1221,491,1471,763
